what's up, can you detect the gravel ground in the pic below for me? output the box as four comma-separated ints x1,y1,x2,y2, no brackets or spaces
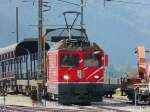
0,94,150,112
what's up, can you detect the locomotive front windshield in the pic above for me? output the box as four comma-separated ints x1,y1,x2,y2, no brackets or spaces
60,54,79,67
84,54,102,67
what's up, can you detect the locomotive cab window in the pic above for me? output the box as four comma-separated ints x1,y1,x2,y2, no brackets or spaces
84,53,102,67
60,54,79,67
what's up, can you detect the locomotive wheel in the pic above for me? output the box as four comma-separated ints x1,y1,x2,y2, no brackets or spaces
143,96,150,105
51,94,58,101
25,90,30,96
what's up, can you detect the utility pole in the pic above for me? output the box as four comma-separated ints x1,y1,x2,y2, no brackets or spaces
80,0,84,39
16,7,19,43
37,0,43,103
80,0,84,30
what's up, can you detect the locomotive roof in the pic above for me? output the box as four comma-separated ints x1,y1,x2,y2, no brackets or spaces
0,39,49,61
50,39,102,51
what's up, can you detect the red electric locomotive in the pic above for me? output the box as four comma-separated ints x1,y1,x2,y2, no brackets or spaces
46,28,108,104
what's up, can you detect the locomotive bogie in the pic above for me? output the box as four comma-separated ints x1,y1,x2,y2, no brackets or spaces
57,83,103,104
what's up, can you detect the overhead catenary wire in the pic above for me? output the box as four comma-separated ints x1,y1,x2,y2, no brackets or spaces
104,0,150,6
57,0,80,6
5,0,150,7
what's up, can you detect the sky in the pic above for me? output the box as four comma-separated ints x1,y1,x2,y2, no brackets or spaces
0,0,150,67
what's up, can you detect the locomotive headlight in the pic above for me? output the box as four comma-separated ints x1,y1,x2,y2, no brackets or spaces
94,75,100,79
64,75,69,80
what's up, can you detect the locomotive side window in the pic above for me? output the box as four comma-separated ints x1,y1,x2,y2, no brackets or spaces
84,54,102,67
60,54,79,67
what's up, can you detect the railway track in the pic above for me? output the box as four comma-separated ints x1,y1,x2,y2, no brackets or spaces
73,97,131,112
74,105,130,112
104,97,130,104
0,97,141,112
87,97,131,112
0,105,81,112
0,104,130,112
